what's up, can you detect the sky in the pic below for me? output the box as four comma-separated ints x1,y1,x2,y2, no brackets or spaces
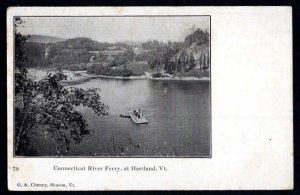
17,16,210,43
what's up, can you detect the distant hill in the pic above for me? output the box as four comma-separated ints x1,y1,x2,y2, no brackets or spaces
48,37,131,51
27,35,65,43
23,37,133,68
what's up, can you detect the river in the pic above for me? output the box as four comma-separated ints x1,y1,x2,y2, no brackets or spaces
28,70,211,157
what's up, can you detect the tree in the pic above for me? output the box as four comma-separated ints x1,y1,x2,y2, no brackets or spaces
123,48,134,63
14,17,109,156
164,60,176,74
184,28,209,47
187,52,196,71
202,53,207,69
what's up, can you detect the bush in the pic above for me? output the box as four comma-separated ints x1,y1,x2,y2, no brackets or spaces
152,72,162,78
180,69,210,78
86,63,134,77
114,55,127,66
121,69,134,77
95,66,111,75
104,69,133,77
87,64,95,74
152,72,169,78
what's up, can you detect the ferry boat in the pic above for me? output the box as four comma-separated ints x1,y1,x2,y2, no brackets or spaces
128,110,148,124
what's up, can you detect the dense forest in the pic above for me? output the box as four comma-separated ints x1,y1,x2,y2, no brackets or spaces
22,28,210,77
23,37,132,69
184,28,209,47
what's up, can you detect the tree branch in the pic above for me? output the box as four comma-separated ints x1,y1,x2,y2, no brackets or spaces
43,111,67,127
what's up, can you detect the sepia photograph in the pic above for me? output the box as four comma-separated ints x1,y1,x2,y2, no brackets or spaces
14,16,211,157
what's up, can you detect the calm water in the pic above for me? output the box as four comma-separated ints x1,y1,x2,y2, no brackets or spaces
31,76,211,157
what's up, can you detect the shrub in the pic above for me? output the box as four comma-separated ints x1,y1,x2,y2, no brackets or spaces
104,69,133,77
152,72,162,78
180,69,210,78
87,64,96,74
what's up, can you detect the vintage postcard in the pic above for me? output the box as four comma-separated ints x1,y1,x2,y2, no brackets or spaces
7,7,293,190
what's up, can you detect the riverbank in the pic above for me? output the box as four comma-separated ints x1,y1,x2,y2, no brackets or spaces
150,76,210,81
80,71,210,81
81,72,147,80
29,69,210,85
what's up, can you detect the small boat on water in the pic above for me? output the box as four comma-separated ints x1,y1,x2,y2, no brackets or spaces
120,114,130,118
128,110,148,124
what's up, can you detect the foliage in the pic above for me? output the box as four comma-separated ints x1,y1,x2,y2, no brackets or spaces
115,62,150,76
22,37,132,68
87,63,134,77
135,52,155,62
104,69,133,77
87,64,110,75
50,49,92,67
23,42,48,67
14,17,109,156
112,49,134,66
114,55,128,66
143,29,209,75
184,28,209,47
164,61,177,75
146,42,180,72
152,72,168,78
53,37,111,51
179,69,210,78
60,63,87,71
20,25,209,78
144,42,198,74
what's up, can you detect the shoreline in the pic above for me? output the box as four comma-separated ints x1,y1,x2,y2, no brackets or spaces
30,69,210,84
80,71,210,81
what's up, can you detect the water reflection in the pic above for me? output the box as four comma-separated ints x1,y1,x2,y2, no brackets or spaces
32,78,211,157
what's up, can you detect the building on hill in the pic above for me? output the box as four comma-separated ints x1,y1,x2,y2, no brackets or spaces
88,46,127,56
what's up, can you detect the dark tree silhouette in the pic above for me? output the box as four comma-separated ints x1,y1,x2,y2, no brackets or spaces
14,17,109,156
